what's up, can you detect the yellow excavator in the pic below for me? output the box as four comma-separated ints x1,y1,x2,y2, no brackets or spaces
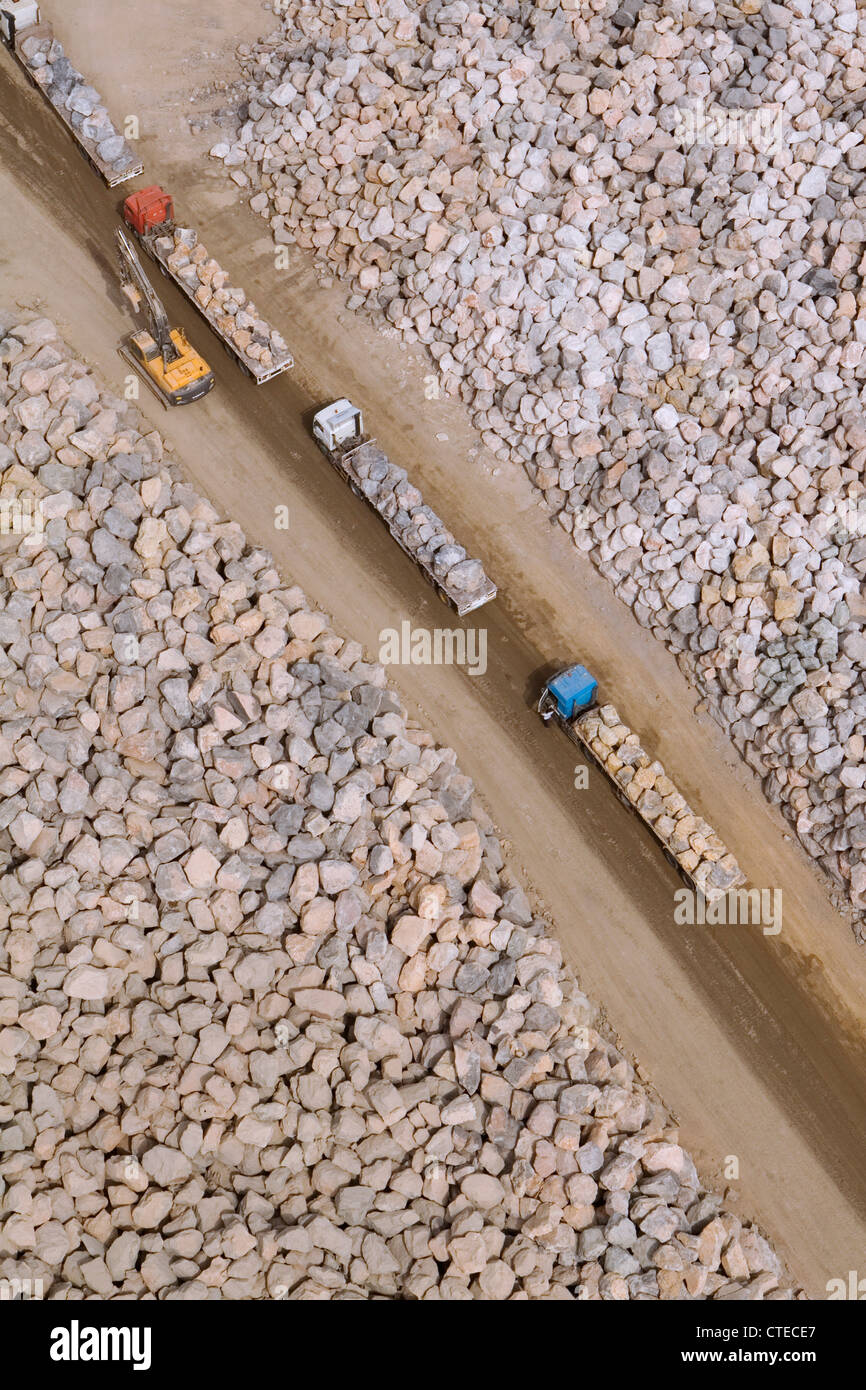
115,227,215,406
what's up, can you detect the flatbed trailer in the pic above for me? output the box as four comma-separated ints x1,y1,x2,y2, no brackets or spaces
123,186,293,385
1,4,143,188
539,665,746,903
136,232,294,384
312,401,497,618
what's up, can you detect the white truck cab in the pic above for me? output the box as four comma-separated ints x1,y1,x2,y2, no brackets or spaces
312,399,364,452
0,2,41,45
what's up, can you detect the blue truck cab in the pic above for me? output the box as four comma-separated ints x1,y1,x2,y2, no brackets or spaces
538,664,598,723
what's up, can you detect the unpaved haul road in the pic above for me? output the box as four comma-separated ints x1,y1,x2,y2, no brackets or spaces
2,45,866,1297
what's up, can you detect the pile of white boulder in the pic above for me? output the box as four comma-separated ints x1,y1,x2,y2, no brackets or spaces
0,313,795,1299
211,0,866,937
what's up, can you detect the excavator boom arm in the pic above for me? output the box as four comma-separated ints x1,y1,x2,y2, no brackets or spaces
115,227,176,368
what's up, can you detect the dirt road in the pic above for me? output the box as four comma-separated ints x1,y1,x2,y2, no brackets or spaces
2,19,866,1296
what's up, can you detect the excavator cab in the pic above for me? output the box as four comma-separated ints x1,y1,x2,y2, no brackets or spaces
115,227,214,407
128,329,214,406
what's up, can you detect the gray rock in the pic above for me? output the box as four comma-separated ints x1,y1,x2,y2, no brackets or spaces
97,135,126,162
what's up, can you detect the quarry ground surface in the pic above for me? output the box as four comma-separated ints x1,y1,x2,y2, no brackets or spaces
1,0,866,1295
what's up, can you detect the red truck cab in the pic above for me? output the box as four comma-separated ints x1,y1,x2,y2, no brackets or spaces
123,186,174,235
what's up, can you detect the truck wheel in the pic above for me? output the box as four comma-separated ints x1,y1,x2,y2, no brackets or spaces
224,345,253,379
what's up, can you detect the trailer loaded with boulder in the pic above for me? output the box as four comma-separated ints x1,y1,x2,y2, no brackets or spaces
0,1,142,187
312,399,497,617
